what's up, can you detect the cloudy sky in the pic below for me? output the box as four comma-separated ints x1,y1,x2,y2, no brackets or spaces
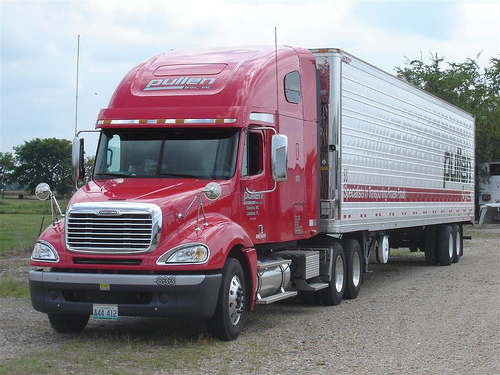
1,0,499,155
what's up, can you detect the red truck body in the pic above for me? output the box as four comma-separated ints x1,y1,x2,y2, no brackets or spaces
29,46,474,340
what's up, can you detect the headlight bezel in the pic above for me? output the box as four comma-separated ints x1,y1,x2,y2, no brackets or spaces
31,241,60,262
156,243,209,265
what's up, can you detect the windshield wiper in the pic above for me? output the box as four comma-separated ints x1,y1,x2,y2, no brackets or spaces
159,172,200,179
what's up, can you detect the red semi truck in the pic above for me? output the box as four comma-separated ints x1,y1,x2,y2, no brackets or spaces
29,46,475,340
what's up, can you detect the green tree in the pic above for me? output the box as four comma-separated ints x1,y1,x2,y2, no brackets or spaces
82,155,95,186
0,152,15,196
13,138,73,196
396,53,500,163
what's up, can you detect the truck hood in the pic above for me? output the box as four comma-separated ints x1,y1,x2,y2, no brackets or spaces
71,178,225,207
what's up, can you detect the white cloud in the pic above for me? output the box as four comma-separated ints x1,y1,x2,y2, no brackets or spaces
1,0,499,154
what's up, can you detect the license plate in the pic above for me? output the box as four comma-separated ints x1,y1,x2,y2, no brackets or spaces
93,304,118,320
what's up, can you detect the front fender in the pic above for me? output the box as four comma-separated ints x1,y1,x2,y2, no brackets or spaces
155,213,257,309
175,213,254,270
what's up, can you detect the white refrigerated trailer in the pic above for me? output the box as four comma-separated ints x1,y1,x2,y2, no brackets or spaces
311,48,475,265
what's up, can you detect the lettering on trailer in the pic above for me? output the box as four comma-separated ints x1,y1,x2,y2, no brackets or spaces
144,77,216,91
443,148,473,188
344,185,407,202
343,184,473,203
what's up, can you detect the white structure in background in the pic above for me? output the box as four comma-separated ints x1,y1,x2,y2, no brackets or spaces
478,162,500,224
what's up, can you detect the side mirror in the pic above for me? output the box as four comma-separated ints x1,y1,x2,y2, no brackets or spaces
35,182,63,224
271,134,288,181
72,137,85,181
35,183,51,201
203,182,222,201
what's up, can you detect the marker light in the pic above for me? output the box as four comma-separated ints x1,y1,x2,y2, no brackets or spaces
97,118,237,125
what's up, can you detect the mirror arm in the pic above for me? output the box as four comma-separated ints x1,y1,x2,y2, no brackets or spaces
246,126,277,135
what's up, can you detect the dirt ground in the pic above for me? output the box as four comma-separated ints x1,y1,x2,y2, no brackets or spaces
1,225,499,374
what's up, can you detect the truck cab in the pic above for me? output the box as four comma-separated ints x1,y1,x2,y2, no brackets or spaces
29,46,321,340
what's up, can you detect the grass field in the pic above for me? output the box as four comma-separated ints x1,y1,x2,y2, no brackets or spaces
0,198,67,253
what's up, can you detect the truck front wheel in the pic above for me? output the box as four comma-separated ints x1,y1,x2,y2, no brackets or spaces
48,313,89,333
207,258,246,341
320,242,346,306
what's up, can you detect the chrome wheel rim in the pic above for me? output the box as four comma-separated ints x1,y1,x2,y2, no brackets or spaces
455,232,460,257
228,274,244,325
448,233,454,259
335,255,344,293
352,252,361,287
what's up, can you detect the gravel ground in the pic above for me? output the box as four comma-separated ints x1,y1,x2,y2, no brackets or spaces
1,225,499,374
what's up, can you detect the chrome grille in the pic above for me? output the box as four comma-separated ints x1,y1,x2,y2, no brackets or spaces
65,202,162,254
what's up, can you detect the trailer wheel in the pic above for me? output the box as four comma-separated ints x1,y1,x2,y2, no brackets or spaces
48,313,89,333
437,225,453,266
206,258,245,341
451,224,462,263
458,224,464,257
320,242,345,306
424,226,439,266
343,239,363,300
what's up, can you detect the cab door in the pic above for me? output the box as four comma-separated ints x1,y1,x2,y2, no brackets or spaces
239,129,270,243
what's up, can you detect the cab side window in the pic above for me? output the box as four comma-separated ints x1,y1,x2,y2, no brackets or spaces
242,131,263,177
285,70,301,104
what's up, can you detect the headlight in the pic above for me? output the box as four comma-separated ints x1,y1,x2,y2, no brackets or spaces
156,243,209,265
31,241,59,262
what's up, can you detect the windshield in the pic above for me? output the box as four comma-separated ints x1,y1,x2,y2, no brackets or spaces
94,128,239,180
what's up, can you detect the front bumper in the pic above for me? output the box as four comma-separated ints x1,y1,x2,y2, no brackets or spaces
29,270,222,319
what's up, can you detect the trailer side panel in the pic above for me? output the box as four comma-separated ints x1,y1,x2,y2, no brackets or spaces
313,49,475,233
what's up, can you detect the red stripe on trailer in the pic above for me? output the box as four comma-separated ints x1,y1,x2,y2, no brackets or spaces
343,184,473,203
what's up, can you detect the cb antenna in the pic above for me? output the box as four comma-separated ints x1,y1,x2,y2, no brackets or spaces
74,34,80,137
274,27,280,119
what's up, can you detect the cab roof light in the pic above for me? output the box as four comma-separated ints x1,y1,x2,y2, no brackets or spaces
97,118,237,125
249,112,274,124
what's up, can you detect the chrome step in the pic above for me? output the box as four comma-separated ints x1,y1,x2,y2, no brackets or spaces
255,291,298,305
293,279,329,292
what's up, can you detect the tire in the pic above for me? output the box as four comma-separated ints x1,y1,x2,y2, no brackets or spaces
424,226,439,266
343,239,363,300
320,242,346,306
437,225,453,266
48,313,89,333
451,224,462,263
459,225,464,257
206,258,246,341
